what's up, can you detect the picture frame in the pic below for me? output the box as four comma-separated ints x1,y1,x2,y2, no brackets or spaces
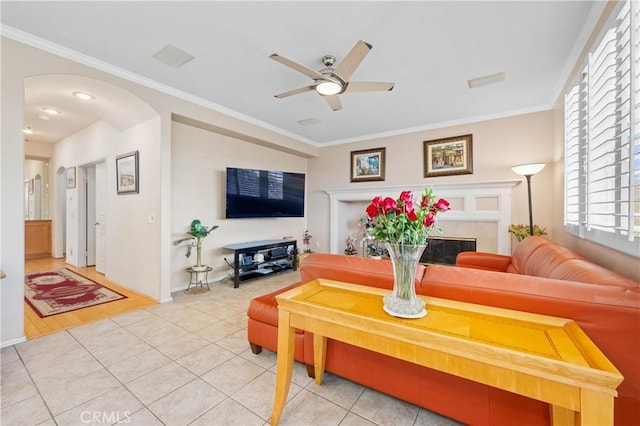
423,134,473,177
116,151,139,194
350,147,386,182
66,167,76,189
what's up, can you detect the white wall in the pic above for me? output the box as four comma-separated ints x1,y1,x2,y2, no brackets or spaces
107,117,163,300
170,122,307,291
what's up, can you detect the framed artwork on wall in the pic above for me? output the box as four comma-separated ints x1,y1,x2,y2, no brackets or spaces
116,151,139,194
423,134,473,177
350,147,386,182
66,167,76,189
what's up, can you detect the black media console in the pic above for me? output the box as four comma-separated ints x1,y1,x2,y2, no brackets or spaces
224,239,298,288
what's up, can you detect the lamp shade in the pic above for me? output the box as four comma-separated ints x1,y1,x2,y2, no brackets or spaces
511,163,545,176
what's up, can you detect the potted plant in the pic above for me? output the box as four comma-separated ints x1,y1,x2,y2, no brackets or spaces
174,219,219,271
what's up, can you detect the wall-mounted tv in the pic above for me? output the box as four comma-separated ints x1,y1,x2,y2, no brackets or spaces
225,167,305,218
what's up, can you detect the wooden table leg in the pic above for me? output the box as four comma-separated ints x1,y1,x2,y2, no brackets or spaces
550,405,576,425
271,310,295,425
578,389,614,426
313,333,327,385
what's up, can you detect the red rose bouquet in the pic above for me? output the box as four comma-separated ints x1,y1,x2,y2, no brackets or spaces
365,187,450,245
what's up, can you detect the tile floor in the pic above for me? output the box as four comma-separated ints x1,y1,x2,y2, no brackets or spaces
1,271,463,426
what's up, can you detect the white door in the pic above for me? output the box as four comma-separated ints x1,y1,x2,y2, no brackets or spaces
95,162,106,273
85,165,97,267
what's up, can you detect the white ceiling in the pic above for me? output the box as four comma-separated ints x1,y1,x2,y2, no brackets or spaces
2,1,599,146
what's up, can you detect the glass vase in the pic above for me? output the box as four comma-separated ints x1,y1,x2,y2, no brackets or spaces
383,242,427,318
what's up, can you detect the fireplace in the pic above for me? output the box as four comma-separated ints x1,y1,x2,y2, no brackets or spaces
325,180,519,256
421,236,477,265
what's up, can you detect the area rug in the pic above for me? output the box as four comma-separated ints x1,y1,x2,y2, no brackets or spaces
25,269,127,317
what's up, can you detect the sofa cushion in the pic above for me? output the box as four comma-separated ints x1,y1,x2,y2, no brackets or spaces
511,236,582,277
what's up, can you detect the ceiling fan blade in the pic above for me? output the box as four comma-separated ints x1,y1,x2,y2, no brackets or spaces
344,81,395,93
270,53,326,81
275,85,315,98
334,40,372,82
322,95,342,111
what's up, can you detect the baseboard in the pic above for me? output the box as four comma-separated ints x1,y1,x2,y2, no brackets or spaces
1,336,27,348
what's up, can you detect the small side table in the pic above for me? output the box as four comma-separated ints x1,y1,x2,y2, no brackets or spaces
186,266,213,292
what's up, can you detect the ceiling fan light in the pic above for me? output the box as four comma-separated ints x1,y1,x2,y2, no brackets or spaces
316,81,342,96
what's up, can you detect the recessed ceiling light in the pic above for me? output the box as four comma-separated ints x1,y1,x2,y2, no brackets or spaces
38,114,50,120
467,72,505,89
152,44,194,68
41,107,61,115
22,127,35,134
72,91,95,101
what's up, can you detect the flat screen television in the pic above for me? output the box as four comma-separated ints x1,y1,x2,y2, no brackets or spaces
225,167,305,218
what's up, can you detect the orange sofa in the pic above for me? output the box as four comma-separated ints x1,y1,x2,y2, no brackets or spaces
247,237,639,425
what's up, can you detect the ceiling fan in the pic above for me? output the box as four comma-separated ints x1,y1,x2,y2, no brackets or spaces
270,40,395,111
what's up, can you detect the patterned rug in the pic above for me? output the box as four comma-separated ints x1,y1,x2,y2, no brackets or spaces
25,269,127,317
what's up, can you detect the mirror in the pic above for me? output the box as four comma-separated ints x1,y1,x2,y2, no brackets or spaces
24,158,49,220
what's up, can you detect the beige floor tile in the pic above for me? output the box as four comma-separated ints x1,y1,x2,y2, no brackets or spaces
72,325,137,354
175,343,236,376
231,370,302,420
19,335,87,374
38,368,121,415
128,318,190,347
110,308,158,327
1,346,20,365
90,334,152,367
30,351,104,390
190,397,264,425
53,385,143,426
305,372,365,410
148,378,226,425
107,348,171,383
339,411,378,425
277,388,348,426
0,373,39,408
155,332,211,359
114,407,163,425
15,331,78,358
1,359,28,383
241,347,277,370
215,328,253,354
125,361,196,406
174,312,220,332
0,394,52,426
195,319,242,343
201,356,265,395
67,317,120,341
350,388,420,425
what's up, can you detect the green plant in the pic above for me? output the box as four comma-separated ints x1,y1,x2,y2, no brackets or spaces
365,188,450,245
174,219,219,267
508,224,547,242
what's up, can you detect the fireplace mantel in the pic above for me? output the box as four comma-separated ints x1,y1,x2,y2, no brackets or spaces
325,180,521,255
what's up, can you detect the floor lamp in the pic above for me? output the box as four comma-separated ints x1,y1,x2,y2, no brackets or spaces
511,163,546,235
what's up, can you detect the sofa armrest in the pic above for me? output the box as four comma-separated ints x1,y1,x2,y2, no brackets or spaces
456,251,512,272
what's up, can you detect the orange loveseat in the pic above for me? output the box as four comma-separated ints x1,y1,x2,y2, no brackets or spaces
247,237,639,425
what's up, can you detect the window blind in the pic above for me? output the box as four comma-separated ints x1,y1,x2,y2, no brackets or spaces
563,0,640,257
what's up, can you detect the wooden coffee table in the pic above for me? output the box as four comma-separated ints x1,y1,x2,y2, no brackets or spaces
271,279,623,425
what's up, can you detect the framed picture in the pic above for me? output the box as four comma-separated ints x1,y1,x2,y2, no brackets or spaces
423,134,473,177
116,151,139,194
66,167,76,189
350,147,386,182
